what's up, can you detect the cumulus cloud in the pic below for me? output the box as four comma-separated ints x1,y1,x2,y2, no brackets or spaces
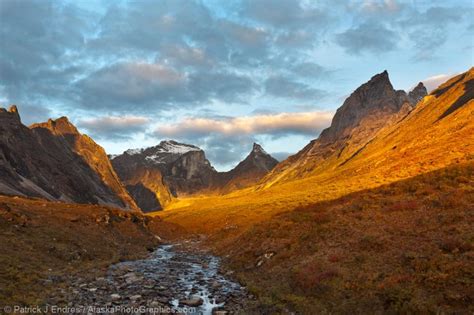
265,76,326,100
336,22,399,54
152,111,332,168
271,151,292,162
421,73,460,92
15,104,52,126
0,0,470,164
77,61,254,111
77,116,150,140
154,111,333,139
241,0,331,30
339,2,469,59
358,0,400,14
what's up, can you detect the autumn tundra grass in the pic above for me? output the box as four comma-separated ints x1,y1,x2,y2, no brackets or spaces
207,163,474,314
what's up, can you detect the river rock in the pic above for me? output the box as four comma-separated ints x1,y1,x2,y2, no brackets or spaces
180,297,204,307
110,294,121,301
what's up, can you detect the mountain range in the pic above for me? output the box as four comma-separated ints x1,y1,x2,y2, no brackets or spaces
161,67,474,232
110,141,278,211
0,110,278,212
2,68,471,217
0,108,138,210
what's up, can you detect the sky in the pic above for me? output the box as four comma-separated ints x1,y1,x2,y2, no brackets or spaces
0,0,473,170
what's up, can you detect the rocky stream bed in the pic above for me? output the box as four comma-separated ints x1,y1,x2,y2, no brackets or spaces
60,242,251,314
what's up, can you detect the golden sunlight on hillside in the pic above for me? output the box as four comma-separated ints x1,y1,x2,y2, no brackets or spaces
156,69,474,236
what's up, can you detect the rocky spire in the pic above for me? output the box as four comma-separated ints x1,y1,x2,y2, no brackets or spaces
0,105,21,123
252,143,268,155
408,82,428,105
30,116,80,137
319,70,407,142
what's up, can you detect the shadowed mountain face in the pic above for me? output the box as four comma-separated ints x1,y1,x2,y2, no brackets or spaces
218,143,279,193
110,141,216,211
261,70,428,187
0,107,138,211
111,141,278,211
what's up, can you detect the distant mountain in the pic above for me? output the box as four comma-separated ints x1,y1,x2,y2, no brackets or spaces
111,140,216,212
218,143,278,193
261,70,428,187
0,106,138,211
111,141,278,211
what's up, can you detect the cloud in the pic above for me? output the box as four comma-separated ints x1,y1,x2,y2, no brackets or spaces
152,111,332,168
421,73,460,92
1,0,470,166
0,0,94,109
336,22,399,54
290,62,329,79
198,134,258,167
358,0,400,14
77,116,150,140
241,0,331,30
77,61,255,111
265,76,327,100
14,103,52,126
402,6,464,61
271,151,292,162
154,111,333,139
340,2,469,59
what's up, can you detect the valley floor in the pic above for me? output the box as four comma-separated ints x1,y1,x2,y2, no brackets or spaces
191,162,474,314
1,162,473,314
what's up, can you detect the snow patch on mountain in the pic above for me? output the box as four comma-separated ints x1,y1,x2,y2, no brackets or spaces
156,140,201,154
125,148,144,155
252,143,268,155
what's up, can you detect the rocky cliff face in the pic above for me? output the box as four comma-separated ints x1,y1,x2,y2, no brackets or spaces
31,117,138,211
408,82,428,105
261,71,428,187
111,141,217,211
0,106,138,210
319,70,423,143
111,141,279,211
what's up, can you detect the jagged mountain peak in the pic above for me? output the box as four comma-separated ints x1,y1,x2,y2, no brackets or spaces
318,70,409,143
156,140,202,154
408,82,428,104
31,116,79,135
251,143,268,155
0,108,138,211
123,140,201,158
235,143,278,172
371,69,389,81
9,104,19,114
0,104,21,123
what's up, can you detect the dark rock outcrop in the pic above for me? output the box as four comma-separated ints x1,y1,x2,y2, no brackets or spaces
218,143,279,193
111,141,216,209
0,106,138,210
408,82,428,105
319,70,414,143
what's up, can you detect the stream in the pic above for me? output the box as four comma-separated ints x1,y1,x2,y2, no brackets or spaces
63,243,249,314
